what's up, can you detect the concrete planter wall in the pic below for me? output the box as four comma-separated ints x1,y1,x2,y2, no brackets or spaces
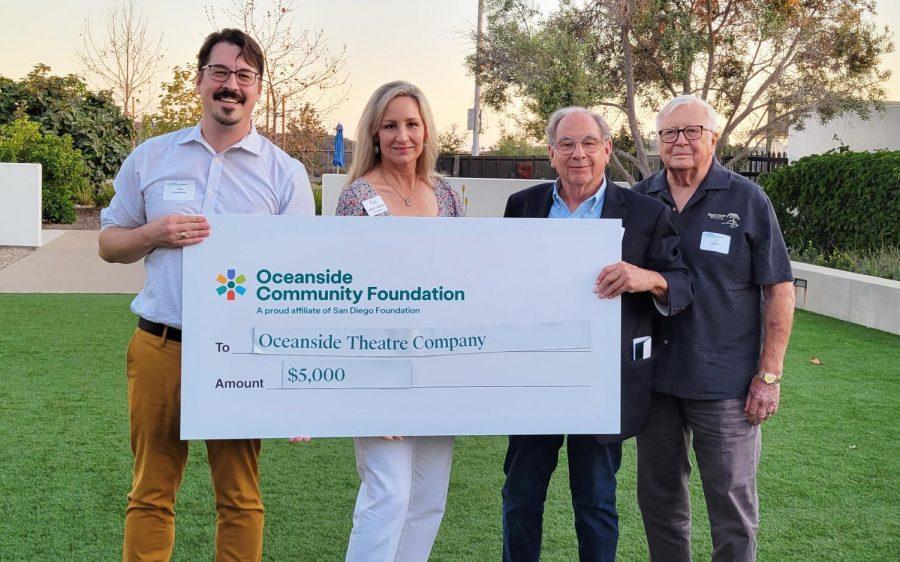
0,163,42,246
792,261,900,335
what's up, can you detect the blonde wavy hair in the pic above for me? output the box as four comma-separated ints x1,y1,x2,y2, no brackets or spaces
347,81,439,184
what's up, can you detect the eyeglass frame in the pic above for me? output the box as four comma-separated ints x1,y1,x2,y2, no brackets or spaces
657,125,710,144
552,135,607,155
200,64,261,87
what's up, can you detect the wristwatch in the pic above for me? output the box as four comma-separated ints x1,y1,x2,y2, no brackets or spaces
757,371,782,385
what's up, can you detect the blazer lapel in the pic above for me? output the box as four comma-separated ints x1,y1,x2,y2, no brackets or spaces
527,183,554,218
601,182,628,222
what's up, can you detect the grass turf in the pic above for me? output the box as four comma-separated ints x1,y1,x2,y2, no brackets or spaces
0,295,897,560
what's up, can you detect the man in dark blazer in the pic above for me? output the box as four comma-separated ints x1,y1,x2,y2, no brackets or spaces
501,107,693,562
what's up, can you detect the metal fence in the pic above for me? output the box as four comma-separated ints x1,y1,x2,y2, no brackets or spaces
721,152,788,180
436,152,789,183
436,155,557,181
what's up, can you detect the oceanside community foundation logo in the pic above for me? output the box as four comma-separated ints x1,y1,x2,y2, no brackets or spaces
216,269,247,301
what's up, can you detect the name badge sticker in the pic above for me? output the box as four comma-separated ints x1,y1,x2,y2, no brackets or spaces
700,231,731,255
163,180,197,201
362,196,389,216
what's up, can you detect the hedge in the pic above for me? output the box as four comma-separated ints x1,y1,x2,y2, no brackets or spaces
0,118,91,224
759,151,900,255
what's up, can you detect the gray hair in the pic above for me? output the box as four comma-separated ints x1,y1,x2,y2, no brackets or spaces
546,107,611,146
655,95,719,132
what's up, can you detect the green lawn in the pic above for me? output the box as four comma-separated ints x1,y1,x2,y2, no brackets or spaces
0,295,897,560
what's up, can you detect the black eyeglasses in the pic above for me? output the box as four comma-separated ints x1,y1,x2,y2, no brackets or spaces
658,125,707,143
554,136,604,154
201,64,260,86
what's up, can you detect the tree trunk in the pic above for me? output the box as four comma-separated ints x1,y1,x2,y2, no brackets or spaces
610,150,637,186
620,16,651,178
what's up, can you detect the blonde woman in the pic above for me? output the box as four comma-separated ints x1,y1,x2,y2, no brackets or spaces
336,81,463,562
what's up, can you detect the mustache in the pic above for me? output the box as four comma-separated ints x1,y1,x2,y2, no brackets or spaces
213,88,246,104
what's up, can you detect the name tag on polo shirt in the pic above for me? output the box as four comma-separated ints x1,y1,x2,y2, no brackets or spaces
362,195,389,216
700,231,731,254
163,180,197,201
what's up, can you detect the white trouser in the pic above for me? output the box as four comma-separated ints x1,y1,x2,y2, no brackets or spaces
345,436,455,562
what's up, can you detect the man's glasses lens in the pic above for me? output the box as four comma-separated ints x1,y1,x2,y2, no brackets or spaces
556,138,602,154
206,65,258,86
659,126,704,143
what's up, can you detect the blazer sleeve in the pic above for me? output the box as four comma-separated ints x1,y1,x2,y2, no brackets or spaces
647,205,693,317
503,195,518,218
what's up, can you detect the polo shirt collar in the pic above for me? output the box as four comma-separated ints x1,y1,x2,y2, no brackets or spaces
552,176,607,214
644,157,732,194
696,158,732,191
179,123,263,157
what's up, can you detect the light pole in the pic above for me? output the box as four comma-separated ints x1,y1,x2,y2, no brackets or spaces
470,0,484,156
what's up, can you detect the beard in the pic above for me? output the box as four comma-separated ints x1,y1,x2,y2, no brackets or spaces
212,107,242,126
210,88,246,126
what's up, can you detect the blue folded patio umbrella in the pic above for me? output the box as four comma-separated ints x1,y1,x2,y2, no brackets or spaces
332,123,345,168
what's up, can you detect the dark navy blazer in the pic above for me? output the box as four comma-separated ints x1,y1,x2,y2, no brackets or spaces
503,180,693,442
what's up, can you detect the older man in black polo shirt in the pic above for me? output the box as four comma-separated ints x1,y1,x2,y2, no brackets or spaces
633,95,795,562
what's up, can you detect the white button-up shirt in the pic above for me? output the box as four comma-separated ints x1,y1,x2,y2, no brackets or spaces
101,124,315,328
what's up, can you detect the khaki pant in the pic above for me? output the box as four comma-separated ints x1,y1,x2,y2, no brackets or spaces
123,327,264,562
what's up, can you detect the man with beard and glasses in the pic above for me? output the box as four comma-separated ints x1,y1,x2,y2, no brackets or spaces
99,28,314,561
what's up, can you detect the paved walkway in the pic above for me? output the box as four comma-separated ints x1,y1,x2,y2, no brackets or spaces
0,231,144,293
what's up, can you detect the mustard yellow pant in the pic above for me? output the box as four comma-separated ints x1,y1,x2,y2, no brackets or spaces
123,327,264,562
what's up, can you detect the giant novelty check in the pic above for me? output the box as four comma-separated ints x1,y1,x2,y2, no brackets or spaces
181,216,623,439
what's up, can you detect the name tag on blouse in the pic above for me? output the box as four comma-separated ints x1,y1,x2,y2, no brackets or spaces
163,180,197,201
362,195,389,216
700,231,731,254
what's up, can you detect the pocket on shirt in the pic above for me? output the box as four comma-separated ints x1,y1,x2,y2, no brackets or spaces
144,180,202,220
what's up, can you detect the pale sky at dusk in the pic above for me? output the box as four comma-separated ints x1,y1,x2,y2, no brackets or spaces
1,0,897,149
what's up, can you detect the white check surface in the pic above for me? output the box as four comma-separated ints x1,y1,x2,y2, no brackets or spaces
181,215,623,438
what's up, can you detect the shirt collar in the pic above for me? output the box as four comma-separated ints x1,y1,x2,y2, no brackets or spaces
644,157,732,193
178,123,263,157
552,176,607,213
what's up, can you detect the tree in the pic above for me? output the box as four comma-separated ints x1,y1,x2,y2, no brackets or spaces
471,0,894,183
484,128,547,156
78,0,165,120
210,0,348,143
280,103,329,177
0,65,133,186
140,63,204,140
436,123,468,153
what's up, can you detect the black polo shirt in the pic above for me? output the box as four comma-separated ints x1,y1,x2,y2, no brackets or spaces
633,159,793,399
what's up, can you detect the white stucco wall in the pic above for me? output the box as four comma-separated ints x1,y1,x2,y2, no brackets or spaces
787,103,900,160
322,174,630,218
0,163,42,246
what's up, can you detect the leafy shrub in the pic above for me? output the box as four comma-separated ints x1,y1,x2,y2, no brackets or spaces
0,65,132,186
94,182,115,208
311,183,323,216
0,118,91,223
789,243,900,280
72,182,96,206
759,151,900,254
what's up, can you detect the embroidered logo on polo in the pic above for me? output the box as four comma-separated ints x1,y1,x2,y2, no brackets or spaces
707,212,741,229
216,269,247,301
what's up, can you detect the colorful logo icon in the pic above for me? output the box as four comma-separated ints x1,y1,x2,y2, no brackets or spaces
216,269,247,301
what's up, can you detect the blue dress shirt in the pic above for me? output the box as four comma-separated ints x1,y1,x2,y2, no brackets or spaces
549,177,607,219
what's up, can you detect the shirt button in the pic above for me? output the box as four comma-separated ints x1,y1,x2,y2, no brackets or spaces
672,206,677,212
663,339,669,345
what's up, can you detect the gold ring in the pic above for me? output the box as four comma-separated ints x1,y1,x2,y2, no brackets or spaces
180,231,188,239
